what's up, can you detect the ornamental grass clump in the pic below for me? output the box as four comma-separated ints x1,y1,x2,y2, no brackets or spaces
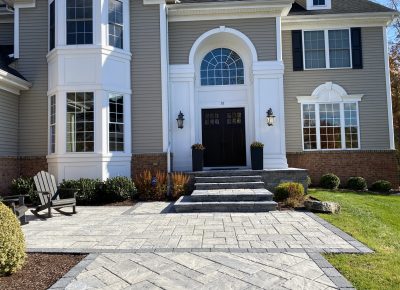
0,203,26,276
171,172,190,200
135,170,167,201
274,182,305,208
320,173,341,190
347,177,368,191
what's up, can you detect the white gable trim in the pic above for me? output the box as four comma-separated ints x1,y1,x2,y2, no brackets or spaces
188,26,258,65
297,82,363,103
0,69,31,95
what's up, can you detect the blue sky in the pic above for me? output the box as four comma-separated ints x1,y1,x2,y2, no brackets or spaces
372,0,397,41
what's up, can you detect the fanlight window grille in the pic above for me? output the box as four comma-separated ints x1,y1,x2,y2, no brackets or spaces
200,48,244,86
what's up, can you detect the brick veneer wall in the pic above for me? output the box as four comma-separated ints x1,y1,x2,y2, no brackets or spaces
287,150,399,188
0,156,48,195
0,157,19,194
132,153,168,177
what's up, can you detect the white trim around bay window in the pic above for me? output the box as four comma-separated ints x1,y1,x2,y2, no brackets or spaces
298,82,363,151
302,28,352,70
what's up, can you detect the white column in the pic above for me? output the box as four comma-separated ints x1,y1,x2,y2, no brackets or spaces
160,4,169,152
276,17,282,62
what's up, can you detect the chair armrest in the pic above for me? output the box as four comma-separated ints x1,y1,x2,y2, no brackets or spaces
53,188,79,200
37,191,52,205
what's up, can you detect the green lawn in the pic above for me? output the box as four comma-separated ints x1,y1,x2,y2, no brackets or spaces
310,189,400,290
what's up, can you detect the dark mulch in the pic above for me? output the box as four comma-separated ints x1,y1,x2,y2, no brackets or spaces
0,253,86,290
103,199,137,206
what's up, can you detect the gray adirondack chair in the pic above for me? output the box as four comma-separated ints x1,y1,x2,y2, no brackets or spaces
32,171,77,218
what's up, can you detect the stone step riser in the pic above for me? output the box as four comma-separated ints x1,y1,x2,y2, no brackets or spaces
192,171,263,177
195,182,265,190
174,202,278,213
195,176,262,183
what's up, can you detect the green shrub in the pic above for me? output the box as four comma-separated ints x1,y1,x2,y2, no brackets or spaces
0,203,26,276
320,173,341,190
10,177,37,205
306,176,312,187
274,182,305,207
370,180,392,193
347,177,368,191
103,176,137,202
59,179,102,205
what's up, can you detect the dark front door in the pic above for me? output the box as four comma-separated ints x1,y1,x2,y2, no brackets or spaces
202,108,246,167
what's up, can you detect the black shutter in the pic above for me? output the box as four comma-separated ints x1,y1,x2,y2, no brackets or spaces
351,28,363,69
292,30,304,71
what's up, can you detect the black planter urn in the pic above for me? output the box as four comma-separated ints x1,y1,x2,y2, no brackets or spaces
192,149,204,172
251,147,264,170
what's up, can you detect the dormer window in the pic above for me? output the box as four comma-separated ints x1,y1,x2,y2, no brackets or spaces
306,0,331,10
313,0,325,6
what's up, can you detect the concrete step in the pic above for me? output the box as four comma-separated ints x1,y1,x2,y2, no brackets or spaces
174,197,277,213
190,189,274,202
195,176,262,184
195,181,265,190
193,170,262,177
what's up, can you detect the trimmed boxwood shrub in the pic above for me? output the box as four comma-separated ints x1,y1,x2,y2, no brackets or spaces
0,203,26,276
320,173,341,190
103,176,137,202
347,177,367,191
274,182,305,207
10,177,38,205
370,180,392,193
59,179,102,205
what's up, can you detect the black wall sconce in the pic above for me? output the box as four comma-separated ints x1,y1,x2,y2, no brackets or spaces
266,108,276,127
177,111,185,129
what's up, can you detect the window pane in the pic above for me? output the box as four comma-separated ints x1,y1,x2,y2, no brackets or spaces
344,103,359,148
108,0,123,49
319,103,342,149
329,30,351,68
200,48,244,86
50,95,56,153
66,0,93,45
313,0,325,5
304,31,326,69
303,104,317,150
49,1,55,51
66,92,94,152
109,95,124,152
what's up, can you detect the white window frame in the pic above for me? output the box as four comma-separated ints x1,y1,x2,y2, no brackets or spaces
300,102,361,151
107,0,124,49
49,95,56,154
302,28,353,70
108,94,125,153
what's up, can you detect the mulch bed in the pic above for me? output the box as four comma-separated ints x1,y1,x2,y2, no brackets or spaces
0,253,86,290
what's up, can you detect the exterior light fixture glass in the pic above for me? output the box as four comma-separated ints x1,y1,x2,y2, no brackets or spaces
266,108,276,127
177,111,185,129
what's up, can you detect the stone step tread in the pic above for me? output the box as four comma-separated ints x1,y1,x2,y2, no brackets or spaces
195,181,265,186
192,188,272,196
196,175,262,180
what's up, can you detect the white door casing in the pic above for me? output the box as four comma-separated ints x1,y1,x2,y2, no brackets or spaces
170,26,288,171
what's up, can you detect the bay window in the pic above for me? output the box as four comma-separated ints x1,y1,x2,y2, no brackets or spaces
109,95,124,152
66,0,93,45
108,0,123,49
302,102,360,150
304,29,351,69
67,92,94,152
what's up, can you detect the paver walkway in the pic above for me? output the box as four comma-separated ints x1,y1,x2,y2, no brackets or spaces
22,203,369,289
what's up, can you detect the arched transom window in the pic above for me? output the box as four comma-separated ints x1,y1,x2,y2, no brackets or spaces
200,48,244,86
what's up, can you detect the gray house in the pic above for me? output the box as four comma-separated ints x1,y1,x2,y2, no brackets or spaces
0,0,398,193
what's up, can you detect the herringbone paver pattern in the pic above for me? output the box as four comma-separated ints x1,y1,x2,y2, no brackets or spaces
60,252,340,290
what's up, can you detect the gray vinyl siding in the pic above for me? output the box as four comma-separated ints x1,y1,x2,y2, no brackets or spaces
0,90,18,156
14,1,48,156
283,27,390,152
131,0,163,153
0,23,13,45
169,18,277,64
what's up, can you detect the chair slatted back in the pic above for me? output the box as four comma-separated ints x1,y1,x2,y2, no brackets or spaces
33,171,59,205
